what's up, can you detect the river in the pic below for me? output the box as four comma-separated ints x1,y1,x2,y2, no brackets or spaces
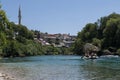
0,55,120,80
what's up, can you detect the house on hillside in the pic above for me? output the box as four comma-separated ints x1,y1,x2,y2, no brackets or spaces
34,32,76,47
63,40,75,47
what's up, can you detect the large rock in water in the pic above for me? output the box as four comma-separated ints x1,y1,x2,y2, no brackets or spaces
84,43,99,53
83,43,99,59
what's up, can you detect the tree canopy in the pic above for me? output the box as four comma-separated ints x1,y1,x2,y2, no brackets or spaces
73,13,120,56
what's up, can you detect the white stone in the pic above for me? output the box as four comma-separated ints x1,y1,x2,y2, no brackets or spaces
0,73,3,77
0,77,4,80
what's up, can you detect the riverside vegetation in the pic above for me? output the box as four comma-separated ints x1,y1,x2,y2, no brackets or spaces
73,12,120,56
0,7,72,58
0,5,120,58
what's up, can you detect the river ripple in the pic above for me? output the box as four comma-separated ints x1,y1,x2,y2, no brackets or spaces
0,55,120,80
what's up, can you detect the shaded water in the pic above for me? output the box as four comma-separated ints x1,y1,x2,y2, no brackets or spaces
0,55,120,80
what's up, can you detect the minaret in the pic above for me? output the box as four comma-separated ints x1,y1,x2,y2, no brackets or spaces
18,5,21,25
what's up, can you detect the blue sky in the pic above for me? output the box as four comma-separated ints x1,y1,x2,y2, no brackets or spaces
1,0,120,35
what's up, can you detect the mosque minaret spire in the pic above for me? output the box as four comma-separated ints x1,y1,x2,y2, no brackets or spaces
18,5,21,25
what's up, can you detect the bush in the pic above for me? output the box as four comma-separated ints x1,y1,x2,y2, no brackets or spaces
2,40,43,57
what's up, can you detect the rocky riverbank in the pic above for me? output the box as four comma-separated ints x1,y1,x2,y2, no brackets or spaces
0,73,15,80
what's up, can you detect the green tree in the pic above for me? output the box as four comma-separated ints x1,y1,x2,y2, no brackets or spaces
115,25,120,48
92,38,101,49
103,18,120,48
78,23,98,42
0,32,6,46
73,38,84,55
0,9,9,31
74,13,120,55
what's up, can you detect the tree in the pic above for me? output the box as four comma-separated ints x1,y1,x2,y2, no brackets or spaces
0,9,9,31
103,18,120,48
73,38,84,55
92,38,101,49
74,13,120,55
78,23,98,42
114,24,120,48
0,32,6,46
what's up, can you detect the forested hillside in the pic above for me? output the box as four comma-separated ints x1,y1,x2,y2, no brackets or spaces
73,13,120,56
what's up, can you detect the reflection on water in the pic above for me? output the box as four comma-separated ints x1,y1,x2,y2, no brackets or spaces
0,55,120,80
81,59,120,80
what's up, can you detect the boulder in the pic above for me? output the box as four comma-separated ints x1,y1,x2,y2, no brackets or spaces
83,43,99,59
84,43,99,53
103,49,112,55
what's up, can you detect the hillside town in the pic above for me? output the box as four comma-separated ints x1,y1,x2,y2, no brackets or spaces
34,32,76,48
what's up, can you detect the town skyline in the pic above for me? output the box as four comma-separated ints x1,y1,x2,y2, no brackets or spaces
1,0,120,35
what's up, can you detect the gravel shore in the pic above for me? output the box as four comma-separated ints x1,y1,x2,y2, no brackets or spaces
0,73,15,80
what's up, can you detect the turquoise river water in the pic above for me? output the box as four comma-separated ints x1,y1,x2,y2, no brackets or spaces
0,55,120,80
